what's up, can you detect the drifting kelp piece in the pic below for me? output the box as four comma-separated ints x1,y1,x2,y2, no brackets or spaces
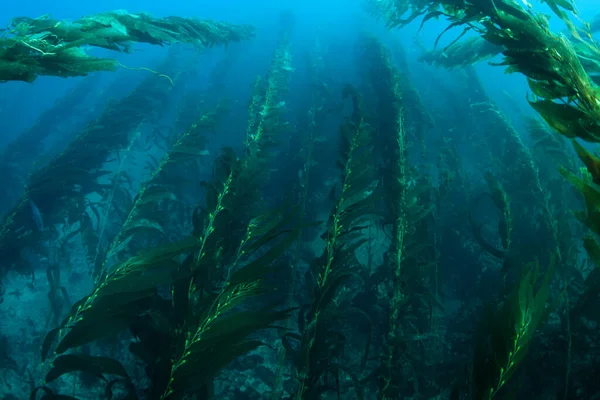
0,10,255,82
368,0,600,150
75,11,255,48
419,36,502,69
473,259,554,400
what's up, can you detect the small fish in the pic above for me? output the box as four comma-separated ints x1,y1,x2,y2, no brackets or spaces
29,200,44,232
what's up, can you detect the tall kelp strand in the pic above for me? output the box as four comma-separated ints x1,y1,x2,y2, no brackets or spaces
271,36,339,398
289,86,378,399
92,105,226,279
192,12,295,271
0,10,255,82
359,35,439,397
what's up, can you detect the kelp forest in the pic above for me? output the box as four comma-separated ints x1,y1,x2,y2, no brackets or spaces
0,1,600,399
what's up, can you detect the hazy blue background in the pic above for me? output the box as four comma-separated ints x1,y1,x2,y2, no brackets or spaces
1,0,598,149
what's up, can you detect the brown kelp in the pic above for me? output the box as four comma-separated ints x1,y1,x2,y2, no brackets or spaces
0,10,255,82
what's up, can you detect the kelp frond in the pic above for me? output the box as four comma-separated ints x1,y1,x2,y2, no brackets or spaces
0,10,255,82
367,0,600,144
473,259,555,400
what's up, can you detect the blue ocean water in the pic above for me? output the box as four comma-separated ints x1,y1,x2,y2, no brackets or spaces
1,1,599,399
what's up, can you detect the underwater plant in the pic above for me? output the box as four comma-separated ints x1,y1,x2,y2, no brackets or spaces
287,85,378,399
365,0,600,143
37,205,298,399
0,10,255,82
419,36,502,70
472,259,555,400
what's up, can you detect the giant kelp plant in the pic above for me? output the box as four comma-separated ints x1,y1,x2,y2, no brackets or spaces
2,1,600,399
0,10,255,82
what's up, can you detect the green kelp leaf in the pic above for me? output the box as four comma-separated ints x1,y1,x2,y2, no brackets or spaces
527,78,575,100
45,354,129,384
98,260,180,297
145,234,199,257
529,99,600,142
419,11,445,32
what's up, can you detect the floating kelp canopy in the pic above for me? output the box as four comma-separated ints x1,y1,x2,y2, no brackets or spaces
0,10,255,82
